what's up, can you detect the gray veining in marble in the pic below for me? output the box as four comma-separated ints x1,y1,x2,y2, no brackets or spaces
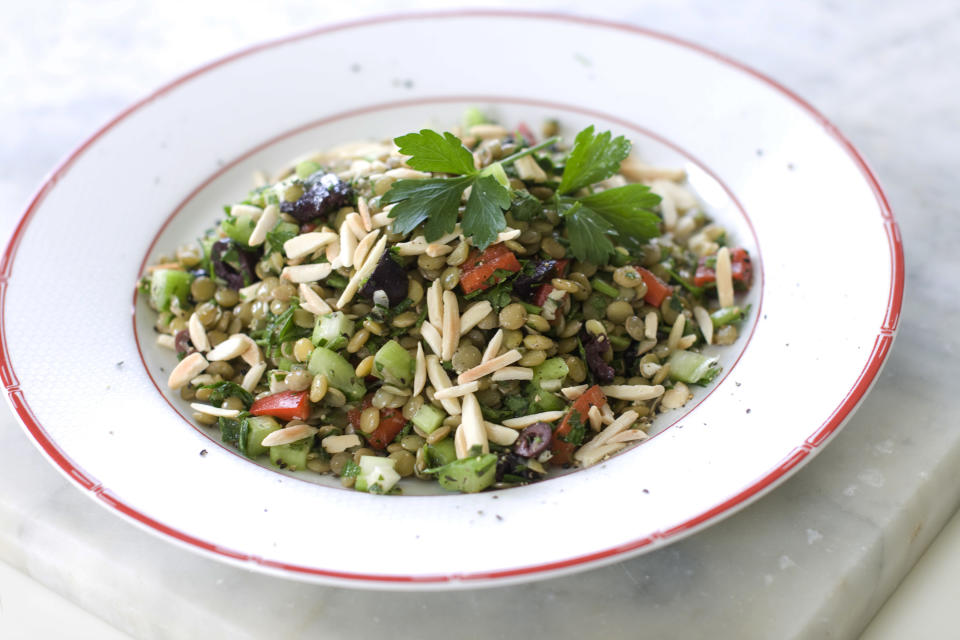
2,1,959,639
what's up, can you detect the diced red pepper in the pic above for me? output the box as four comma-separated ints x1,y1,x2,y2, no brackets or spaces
346,395,374,429
551,385,607,466
533,283,555,307
693,248,753,289
347,394,407,450
636,267,672,306
516,122,537,145
554,259,570,278
250,390,311,422
459,243,522,294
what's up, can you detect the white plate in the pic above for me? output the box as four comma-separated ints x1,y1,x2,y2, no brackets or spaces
0,11,903,589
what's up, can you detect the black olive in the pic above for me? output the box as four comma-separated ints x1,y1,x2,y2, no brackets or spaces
359,251,408,307
512,259,557,300
580,327,615,384
281,173,353,223
514,422,552,458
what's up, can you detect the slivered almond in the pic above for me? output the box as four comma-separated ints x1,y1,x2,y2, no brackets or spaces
353,229,380,269
357,196,372,232
460,393,489,454
427,279,443,329
385,167,430,180
283,231,338,260
370,211,392,229
299,283,332,315
495,228,522,243
281,263,333,283
248,204,279,246
190,374,217,386
322,433,362,454
667,314,686,351
502,410,566,429
239,336,263,366
230,203,263,219
491,366,533,382
242,362,267,392
188,313,210,352
459,301,492,336
481,329,504,364
694,305,713,345
716,247,735,309
561,384,588,400
458,349,521,384
484,421,519,446
661,382,691,410
469,124,508,139
206,335,249,361
426,243,454,258
650,180,678,230
574,442,625,467
454,423,468,459
619,158,686,183
395,240,429,256
190,403,241,419
433,380,480,399
345,212,366,241
413,343,427,396
441,290,459,361
157,334,176,350
167,352,208,389
514,155,548,182
644,312,658,340
592,410,641,448
607,429,649,445
262,423,319,447
426,355,461,416
336,235,387,309
600,403,615,425
587,405,603,432
677,334,698,350
325,234,341,267
339,221,358,268
600,385,665,401
420,320,443,356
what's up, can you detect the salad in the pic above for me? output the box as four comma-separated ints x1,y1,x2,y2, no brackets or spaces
141,114,753,495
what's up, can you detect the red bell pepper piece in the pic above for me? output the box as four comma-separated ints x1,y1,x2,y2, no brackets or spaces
459,243,522,294
516,122,537,145
636,267,672,306
347,394,407,450
693,248,753,289
531,259,570,307
551,385,607,466
250,390,311,421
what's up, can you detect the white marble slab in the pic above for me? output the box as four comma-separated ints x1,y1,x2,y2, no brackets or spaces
1,1,958,638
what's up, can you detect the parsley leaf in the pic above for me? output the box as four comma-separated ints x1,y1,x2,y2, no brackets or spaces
508,189,542,221
383,176,472,238
394,129,477,176
563,202,617,264
578,184,662,248
463,175,511,249
557,125,632,195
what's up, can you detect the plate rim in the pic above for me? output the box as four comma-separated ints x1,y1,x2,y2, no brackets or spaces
0,9,904,588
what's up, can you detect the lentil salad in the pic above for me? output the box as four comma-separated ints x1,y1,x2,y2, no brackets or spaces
141,115,753,495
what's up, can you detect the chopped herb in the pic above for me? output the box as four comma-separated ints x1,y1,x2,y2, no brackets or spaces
200,381,254,409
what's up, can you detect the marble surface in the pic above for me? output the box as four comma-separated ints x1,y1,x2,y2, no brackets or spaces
2,1,958,638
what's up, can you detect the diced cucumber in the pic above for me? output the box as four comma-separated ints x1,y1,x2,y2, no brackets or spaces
527,387,564,413
462,107,487,128
355,455,401,494
200,235,217,274
532,357,569,387
711,306,745,328
432,454,498,493
312,312,355,350
412,404,446,435
667,350,720,385
269,437,312,471
220,211,256,246
308,347,366,401
295,160,323,179
373,340,415,388
149,269,193,312
425,439,457,468
480,162,510,189
243,416,281,458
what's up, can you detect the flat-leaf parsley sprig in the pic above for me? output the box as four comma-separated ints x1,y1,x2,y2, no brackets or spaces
383,129,559,250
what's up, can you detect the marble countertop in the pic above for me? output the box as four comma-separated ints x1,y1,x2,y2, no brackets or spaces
2,1,959,638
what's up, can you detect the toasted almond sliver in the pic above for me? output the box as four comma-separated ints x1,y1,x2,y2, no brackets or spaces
454,423,468,459
413,343,427,397
502,411,566,429
592,410,641,448
694,305,713,345
394,240,429,256
491,366,534,382
262,423,319,447
514,155,548,182
189,403,241,419
458,349,521,384
460,393,489,454
459,301,492,336
433,380,480,400
607,429,649,445
385,167,431,180
620,158,686,183
283,231,338,260
677,334,698,350
495,228,522,243
600,384,665,402
206,335,249,361
281,263,333,284
441,290,460,362
248,204,279,247
420,321,443,356
575,442,625,467
230,203,263,219
561,384,588,400
481,329,504,364
645,312,658,340
661,382,691,410
370,211,392,229
157,334,176,350
188,313,210,352
299,283,333,316
587,405,603,432
352,229,380,269
239,337,263,366
325,234,342,267
336,235,387,309
667,314,686,351
242,362,267,392
426,243,454,258
716,247,735,309
345,212,366,241
426,355,461,416
322,433,362,454
469,124,509,139
427,279,443,330
167,352,209,389
484,421,519,446
600,403,615,425
190,374,217,387
357,196,372,232
339,221,358,269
